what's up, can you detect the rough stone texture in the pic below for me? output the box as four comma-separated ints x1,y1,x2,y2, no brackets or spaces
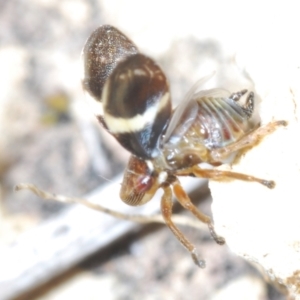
210,5,300,299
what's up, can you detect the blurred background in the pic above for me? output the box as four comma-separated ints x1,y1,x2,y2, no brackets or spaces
0,0,293,299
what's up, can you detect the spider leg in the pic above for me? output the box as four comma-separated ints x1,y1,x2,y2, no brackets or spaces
229,89,254,118
229,89,248,102
172,179,225,246
161,185,206,268
242,91,254,118
211,120,287,161
192,166,275,188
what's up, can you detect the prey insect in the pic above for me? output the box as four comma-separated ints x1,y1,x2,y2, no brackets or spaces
82,25,286,267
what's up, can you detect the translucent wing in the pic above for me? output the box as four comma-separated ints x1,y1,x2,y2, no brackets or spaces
163,73,230,144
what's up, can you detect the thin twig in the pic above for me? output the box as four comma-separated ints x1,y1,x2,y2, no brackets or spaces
15,183,206,230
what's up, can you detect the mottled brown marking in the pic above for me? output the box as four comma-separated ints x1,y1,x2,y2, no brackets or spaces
286,270,300,294
120,156,159,206
82,25,138,101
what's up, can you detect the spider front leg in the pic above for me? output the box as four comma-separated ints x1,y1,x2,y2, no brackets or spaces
161,185,206,268
211,120,287,162
172,179,225,246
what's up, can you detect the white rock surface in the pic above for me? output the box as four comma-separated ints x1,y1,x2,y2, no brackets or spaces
210,25,300,299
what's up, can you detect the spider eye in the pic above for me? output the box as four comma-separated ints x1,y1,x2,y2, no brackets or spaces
135,175,154,193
